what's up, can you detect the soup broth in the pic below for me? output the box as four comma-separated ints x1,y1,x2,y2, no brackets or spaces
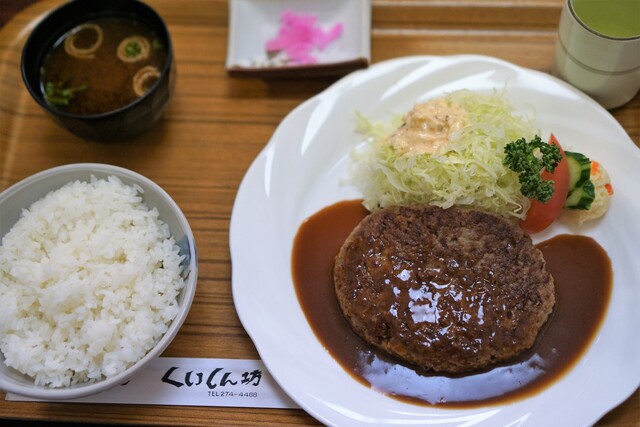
40,17,167,115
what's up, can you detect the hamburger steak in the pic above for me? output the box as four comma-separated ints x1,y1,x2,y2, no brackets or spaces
333,205,555,373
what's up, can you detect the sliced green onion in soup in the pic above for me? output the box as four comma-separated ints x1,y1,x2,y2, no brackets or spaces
117,36,150,63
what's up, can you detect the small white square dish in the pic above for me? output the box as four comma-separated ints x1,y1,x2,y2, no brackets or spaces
226,0,371,78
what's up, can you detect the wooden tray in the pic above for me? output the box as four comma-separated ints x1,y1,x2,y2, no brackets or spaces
0,0,325,424
0,0,637,425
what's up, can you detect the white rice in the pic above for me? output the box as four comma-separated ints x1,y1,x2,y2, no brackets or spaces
0,176,185,388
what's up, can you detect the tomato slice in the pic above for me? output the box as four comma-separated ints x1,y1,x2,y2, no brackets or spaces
520,134,570,234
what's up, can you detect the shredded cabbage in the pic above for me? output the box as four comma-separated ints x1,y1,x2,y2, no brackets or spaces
350,89,535,219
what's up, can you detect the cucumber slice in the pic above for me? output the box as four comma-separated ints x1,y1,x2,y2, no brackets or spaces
564,180,596,210
565,151,591,191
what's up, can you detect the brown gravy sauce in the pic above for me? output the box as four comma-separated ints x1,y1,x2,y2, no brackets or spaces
292,199,612,407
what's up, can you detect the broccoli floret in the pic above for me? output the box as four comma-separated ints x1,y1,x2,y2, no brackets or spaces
503,135,561,203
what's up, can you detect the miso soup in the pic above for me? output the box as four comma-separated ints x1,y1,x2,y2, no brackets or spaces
40,17,167,115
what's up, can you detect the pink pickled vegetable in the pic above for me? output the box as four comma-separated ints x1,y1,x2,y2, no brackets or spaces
266,11,343,65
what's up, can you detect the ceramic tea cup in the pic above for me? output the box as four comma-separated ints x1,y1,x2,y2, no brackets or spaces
553,0,640,109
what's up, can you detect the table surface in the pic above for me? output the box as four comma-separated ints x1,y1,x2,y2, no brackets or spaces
0,0,638,425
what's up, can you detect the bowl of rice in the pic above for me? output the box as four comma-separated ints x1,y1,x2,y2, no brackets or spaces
0,163,197,400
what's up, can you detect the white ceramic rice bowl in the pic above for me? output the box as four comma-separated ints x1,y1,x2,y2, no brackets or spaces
0,163,197,400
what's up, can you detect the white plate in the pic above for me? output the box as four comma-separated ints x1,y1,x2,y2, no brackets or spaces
230,55,640,426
